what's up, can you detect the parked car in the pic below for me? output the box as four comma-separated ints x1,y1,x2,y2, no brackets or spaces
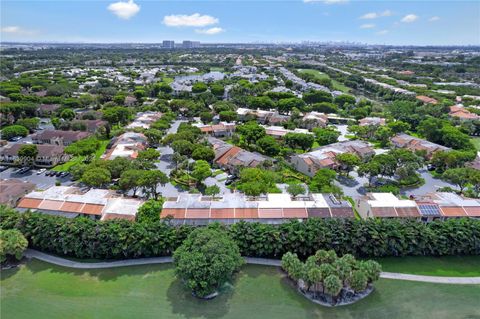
15,167,31,175
36,168,47,175
0,165,8,172
59,171,69,178
9,136,22,142
427,164,436,171
55,171,63,177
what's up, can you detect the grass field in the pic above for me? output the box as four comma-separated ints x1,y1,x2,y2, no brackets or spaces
1,260,479,319
298,68,350,93
52,140,109,172
471,137,480,151
376,255,480,277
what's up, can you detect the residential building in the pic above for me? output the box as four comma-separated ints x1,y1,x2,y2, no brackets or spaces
32,130,91,146
416,192,480,220
416,95,438,104
358,117,386,127
37,104,61,116
194,122,236,137
126,111,163,129
291,140,374,177
300,112,328,129
391,133,450,159
0,144,66,167
449,105,479,121
208,137,268,174
264,125,312,139
356,193,420,219
70,119,108,133
356,192,480,221
102,132,148,160
161,192,354,225
16,186,143,220
236,108,290,125
0,179,36,206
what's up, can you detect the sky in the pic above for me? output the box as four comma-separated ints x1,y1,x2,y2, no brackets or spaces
1,0,479,45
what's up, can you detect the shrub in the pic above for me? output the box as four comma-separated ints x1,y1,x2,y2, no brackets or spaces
0,229,28,263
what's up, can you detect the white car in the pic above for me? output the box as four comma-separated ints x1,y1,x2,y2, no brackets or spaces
36,168,46,175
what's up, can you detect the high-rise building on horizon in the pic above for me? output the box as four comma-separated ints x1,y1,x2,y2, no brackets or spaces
182,41,200,49
162,40,175,49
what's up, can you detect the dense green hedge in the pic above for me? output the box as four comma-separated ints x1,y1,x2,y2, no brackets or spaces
1,207,479,259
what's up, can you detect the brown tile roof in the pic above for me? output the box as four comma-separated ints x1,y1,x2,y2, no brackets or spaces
185,208,210,219
439,206,467,217
0,144,65,157
395,206,421,217
102,213,136,221
17,198,42,209
161,208,186,219
330,207,355,218
33,130,91,143
216,146,242,165
82,203,105,215
60,201,85,213
464,206,480,217
210,208,235,219
258,208,283,218
0,179,35,205
235,208,259,219
283,208,308,218
371,207,398,217
38,199,63,211
307,207,331,218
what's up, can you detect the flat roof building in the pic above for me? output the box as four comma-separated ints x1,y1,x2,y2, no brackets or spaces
161,192,354,225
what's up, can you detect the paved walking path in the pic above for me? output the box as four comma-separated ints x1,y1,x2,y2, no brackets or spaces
24,249,480,284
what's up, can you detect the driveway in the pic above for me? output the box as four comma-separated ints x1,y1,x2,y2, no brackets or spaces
335,168,457,199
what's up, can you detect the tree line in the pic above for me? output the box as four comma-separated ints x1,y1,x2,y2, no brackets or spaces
1,207,478,260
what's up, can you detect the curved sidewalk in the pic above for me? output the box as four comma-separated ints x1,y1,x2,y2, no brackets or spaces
24,249,480,284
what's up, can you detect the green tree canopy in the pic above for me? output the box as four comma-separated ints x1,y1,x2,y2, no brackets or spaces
173,227,244,298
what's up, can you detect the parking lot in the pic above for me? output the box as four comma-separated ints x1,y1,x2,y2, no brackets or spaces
0,167,73,190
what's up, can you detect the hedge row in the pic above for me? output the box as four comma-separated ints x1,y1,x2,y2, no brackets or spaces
1,207,479,259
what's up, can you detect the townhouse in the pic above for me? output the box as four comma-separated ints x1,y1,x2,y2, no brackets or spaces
32,130,91,146
16,186,144,221
291,140,375,177
390,133,451,159
0,144,66,167
161,192,354,225
102,132,148,160
358,117,386,127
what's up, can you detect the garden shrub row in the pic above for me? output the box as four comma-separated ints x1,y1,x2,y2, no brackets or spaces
1,207,479,260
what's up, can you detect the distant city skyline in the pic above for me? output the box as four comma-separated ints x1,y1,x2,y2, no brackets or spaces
1,0,479,45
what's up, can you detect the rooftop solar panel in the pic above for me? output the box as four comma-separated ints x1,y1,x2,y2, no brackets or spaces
418,204,441,216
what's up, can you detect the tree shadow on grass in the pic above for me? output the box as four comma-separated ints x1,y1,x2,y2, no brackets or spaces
24,257,173,282
166,276,235,319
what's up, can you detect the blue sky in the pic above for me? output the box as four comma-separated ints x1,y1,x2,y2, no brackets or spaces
1,0,479,45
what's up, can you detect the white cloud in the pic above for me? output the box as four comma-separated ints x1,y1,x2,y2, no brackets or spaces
429,16,440,22
360,24,375,29
195,27,225,35
360,10,392,19
303,0,349,4
1,26,37,36
163,13,219,27
401,14,419,23
107,0,140,20
376,30,389,35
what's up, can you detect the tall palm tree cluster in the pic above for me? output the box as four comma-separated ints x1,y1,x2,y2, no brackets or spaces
282,250,381,306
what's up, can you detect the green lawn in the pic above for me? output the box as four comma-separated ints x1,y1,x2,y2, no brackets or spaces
52,140,110,172
297,68,350,93
376,255,480,277
471,137,480,151
2,260,479,319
